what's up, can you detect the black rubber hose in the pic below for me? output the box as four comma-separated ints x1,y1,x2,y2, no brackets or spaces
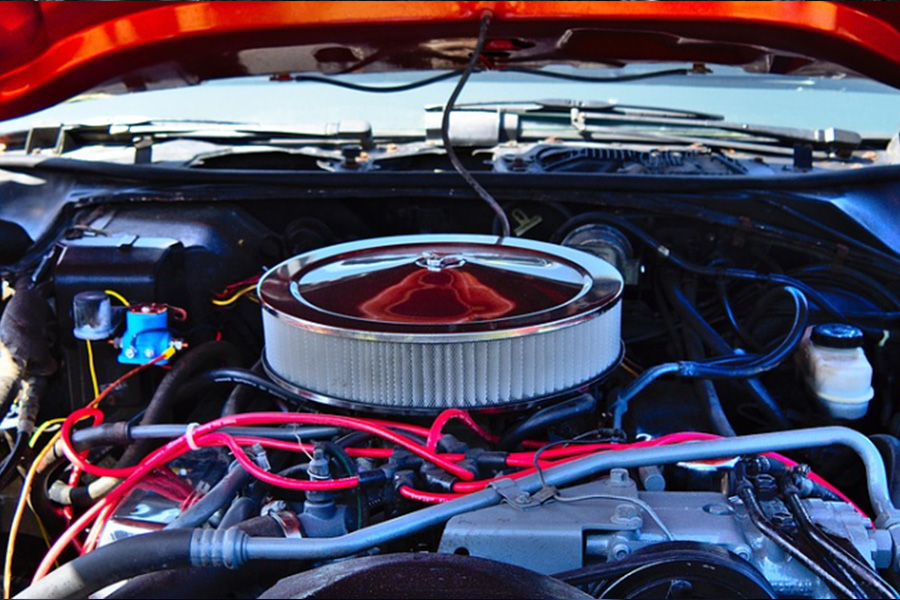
664,274,790,429
0,431,29,490
68,422,131,451
188,367,313,408
30,456,69,531
680,277,737,437
217,496,257,531
716,279,762,352
116,341,242,467
498,393,597,450
683,324,736,437
681,287,808,379
166,464,251,530
553,211,848,322
221,360,264,417
106,516,288,600
0,432,28,489
15,529,194,600
790,264,900,312
220,380,256,417
612,287,805,428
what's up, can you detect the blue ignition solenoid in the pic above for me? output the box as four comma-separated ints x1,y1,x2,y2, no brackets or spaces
118,304,174,365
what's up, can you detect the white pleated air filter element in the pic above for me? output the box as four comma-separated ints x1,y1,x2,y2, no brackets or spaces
259,235,623,414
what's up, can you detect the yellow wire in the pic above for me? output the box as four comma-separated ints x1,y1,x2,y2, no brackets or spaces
4,432,58,598
4,346,179,597
621,363,640,379
28,418,66,448
623,356,645,374
28,505,54,553
103,289,130,307
85,340,100,399
211,284,257,307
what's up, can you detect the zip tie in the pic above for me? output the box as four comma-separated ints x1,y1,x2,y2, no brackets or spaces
292,425,314,461
185,422,201,451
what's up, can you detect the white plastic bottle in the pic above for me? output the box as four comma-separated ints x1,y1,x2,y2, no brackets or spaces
799,323,874,420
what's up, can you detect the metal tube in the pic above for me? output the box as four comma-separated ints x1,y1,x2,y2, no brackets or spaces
128,425,341,441
230,426,897,564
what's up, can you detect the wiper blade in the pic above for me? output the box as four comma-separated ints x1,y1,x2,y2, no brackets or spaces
121,119,374,141
427,98,725,121
571,109,862,155
431,99,862,155
2,119,379,155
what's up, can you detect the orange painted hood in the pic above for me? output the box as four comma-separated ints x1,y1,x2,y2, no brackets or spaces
2,1,900,122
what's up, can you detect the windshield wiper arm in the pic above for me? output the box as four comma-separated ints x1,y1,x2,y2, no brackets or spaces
427,98,725,121
571,109,862,155
4,119,379,156
431,99,862,155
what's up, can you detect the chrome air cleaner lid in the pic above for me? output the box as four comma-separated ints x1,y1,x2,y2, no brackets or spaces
259,234,623,413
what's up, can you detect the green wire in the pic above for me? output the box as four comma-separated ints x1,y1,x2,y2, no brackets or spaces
323,444,364,530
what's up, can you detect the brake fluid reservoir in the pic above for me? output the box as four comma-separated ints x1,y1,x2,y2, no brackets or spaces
799,323,873,420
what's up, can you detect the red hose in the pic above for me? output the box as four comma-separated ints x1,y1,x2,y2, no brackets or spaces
399,486,459,504
368,419,431,438
227,437,393,460
205,432,360,491
425,409,498,452
59,407,138,478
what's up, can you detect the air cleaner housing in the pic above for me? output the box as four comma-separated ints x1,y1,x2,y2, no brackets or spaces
259,234,623,413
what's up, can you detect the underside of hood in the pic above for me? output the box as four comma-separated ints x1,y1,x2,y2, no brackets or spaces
2,1,900,122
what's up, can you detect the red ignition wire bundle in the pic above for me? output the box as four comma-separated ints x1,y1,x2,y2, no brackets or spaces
41,408,484,581
40,406,867,584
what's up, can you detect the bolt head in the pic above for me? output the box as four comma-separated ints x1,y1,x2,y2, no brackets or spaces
614,504,639,520
609,468,630,486
610,544,630,560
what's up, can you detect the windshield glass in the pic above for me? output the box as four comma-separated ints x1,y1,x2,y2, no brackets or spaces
2,64,899,138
